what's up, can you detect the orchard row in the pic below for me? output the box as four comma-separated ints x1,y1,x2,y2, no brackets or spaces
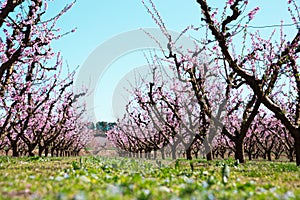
107,0,300,165
0,1,91,157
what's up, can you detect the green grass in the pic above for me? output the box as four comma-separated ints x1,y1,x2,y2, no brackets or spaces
0,156,299,199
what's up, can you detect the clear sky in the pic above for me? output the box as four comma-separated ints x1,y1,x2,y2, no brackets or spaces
47,0,298,122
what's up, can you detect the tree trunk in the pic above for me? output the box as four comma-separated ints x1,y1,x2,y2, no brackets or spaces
11,142,19,157
38,146,44,157
5,149,9,156
288,150,294,162
221,151,225,159
139,150,143,159
28,151,35,157
267,151,272,161
203,139,213,161
206,151,213,161
186,147,192,160
28,145,35,157
45,147,48,157
235,139,245,163
171,145,177,160
294,132,300,166
51,148,55,157
274,152,280,160
248,152,252,161
160,148,165,160
194,151,198,159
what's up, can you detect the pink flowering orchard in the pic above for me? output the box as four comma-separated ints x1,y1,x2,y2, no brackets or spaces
0,0,90,156
1,0,299,166
107,0,300,165
194,0,300,165
138,0,266,163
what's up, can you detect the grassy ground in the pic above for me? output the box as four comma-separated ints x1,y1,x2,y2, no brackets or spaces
0,156,299,200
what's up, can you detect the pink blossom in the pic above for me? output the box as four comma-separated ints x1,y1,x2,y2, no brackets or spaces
248,7,260,20
227,0,234,5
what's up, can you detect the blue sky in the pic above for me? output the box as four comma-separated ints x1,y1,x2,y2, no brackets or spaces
49,0,200,68
47,0,298,122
